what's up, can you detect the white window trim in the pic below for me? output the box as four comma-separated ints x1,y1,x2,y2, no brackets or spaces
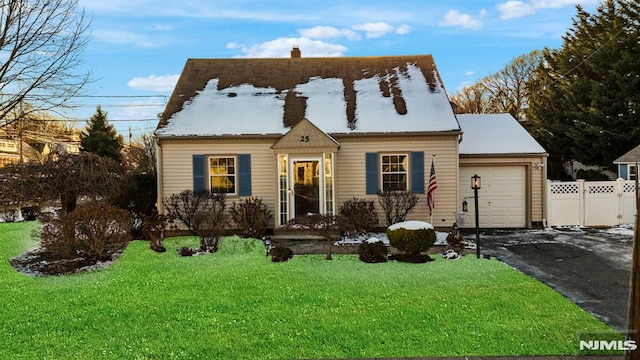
380,153,409,192
208,155,238,195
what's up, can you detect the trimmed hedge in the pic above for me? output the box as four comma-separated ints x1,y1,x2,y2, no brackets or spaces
386,227,436,255
358,239,388,263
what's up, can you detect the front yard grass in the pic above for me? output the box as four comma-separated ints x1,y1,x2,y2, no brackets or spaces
0,222,621,359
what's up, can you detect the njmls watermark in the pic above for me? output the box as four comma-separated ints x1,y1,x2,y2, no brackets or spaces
578,331,638,353
579,340,638,351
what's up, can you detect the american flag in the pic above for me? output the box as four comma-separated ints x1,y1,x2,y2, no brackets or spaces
427,158,437,216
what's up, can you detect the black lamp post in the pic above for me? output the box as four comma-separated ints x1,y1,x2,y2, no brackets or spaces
471,174,481,259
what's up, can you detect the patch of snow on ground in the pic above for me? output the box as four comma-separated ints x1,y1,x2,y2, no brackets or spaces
335,231,449,246
602,225,634,236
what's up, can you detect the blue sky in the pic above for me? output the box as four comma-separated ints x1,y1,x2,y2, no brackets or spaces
73,0,600,137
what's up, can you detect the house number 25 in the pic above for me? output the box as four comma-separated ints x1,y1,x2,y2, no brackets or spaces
300,135,310,142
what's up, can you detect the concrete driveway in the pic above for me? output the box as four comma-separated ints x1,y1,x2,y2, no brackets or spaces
469,226,634,332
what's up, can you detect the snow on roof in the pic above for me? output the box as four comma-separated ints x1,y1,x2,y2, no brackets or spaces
457,113,546,155
155,56,461,137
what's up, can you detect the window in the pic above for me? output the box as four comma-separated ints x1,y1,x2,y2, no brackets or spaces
209,156,236,193
631,165,638,181
381,154,408,191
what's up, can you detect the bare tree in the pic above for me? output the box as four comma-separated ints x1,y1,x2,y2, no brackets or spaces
0,0,90,130
449,50,543,121
0,152,124,214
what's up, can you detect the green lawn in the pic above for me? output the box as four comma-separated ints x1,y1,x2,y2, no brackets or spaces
0,222,621,359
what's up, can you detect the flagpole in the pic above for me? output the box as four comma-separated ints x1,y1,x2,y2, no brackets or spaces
429,154,437,225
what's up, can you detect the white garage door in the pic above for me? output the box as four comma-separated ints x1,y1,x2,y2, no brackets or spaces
459,166,527,228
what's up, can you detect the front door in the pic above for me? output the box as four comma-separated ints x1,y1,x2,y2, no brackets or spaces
292,159,321,217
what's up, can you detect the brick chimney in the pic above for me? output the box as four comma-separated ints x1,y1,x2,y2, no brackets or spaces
290,46,301,58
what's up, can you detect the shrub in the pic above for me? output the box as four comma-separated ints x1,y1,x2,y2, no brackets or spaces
164,190,228,252
177,247,198,257
111,170,157,239
20,206,40,221
230,197,273,239
445,223,465,254
192,193,227,252
41,203,132,263
270,246,293,262
576,168,611,181
143,208,171,253
377,190,420,227
387,224,436,255
339,198,378,233
358,239,388,263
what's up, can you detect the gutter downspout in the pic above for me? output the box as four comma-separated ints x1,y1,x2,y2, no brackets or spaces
155,140,164,214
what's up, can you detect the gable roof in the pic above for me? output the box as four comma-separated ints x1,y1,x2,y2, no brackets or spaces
155,54,461,138
457,113,547,155
614,144,640,164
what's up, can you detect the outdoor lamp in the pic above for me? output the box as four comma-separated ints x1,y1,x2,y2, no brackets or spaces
471,174,481,190
471,174,481,259
462,200,468,212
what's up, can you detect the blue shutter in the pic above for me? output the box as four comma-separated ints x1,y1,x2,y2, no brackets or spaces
193,155,206,194
238,154,251,196
365,153,379,194
620,164,628,180
411,151,425,194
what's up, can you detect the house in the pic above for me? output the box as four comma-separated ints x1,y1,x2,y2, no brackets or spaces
613,144,640,180
155,49,547,229
0,139,40,167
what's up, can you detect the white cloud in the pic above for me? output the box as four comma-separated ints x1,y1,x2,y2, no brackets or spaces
92,30,158,47
439,9,484,30
235,37,347,58
299,26,361,40
352,22,395,39
127,74,180,92
497,0,597,19
496,1,536,19
396,24,411,35
464,70,475,76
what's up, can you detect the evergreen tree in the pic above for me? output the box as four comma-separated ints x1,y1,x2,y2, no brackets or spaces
80,106,124,162
528,0,640,170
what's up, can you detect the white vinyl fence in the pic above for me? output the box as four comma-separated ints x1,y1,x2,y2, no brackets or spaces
547,179,637,227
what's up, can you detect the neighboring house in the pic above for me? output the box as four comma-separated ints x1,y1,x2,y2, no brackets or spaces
155,49,548,229
613,144,640,180
0,139,40,167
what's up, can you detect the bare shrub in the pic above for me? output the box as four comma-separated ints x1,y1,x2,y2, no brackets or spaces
230,197,273,239
163,190,229,252
193,194,227,252
143,208,171,253
163,190,207,234
270,246,293,262
41,203,132,263
177,247,198,257
339,198,378,233
377,190,420,227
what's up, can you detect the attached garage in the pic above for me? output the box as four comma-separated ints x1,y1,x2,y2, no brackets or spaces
459,165,527,228
457,114,548,229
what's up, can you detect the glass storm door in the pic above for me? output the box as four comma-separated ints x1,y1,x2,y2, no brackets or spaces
292,159,321,217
